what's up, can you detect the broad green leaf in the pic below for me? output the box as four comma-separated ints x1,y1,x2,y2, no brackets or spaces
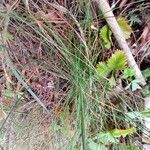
107,51,127,71
87,140,107,150
142,68,150,78
96,62,110,78
117,17,132,39
110,127,136,138
122,68,135,79
131,79,142,91
100,25,112,49
97,132,118,144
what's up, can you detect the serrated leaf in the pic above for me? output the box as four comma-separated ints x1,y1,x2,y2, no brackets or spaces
100,25,112,49
117,17,132,39
96,62,110,78
122,68,135,79
110,127,136,138
107,51,127,71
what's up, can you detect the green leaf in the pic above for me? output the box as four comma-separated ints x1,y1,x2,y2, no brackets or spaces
122,68,135,79
107,51,127,71
97,132,118,144
96,62,110,78
142,85,150,97
114,144,140,150
87,140,107,150
117,17,132,39
141,109,150,118
100,25,112,49
2,89,15,98
110,128,136,138
131,79,142,91
2,89,24,99
142,68,150,78
126,109,150,120
96,128,136,145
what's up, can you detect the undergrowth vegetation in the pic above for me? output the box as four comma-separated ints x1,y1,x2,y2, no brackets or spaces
0,0,150,150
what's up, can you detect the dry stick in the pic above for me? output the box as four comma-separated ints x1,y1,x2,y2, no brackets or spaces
94,0,146,86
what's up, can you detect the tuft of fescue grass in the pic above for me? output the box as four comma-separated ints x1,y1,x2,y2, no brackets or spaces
0,0,147,149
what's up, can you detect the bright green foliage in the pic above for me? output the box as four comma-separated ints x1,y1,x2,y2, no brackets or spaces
100,17,132,49
88,128,137,150
96,51,127,80
122,68,135,79
100,25,112,49
107,51,127,71
96,62,110,78
117,17,132,39
110,128,136,138
97,127,136,144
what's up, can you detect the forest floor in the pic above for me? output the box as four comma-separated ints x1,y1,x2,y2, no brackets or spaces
0,0,150,150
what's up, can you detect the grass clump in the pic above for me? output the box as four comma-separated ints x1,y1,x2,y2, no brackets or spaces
0,0,149,150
